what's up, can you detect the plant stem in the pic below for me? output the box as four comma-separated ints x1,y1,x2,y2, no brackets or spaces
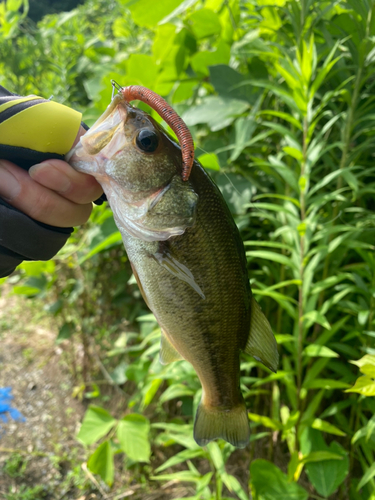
297,116,308,398
216,471,222,500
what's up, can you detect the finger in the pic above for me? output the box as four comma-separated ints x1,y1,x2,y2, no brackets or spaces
0,160,93,227
29,159,103,204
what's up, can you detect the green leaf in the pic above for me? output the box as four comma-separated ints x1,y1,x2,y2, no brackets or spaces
250,459,308,500
191,42,230,77
128,0,184,28
345,376,375,397
56,323,74,344
360,364,375,377
19,260,55,277
155,449,205,472
302,311,331,330
283,146,304,161
159,383,194,403
304,379,350,390
222,472,249,500
151,470,201,482
351,354,375,368
312,419,346,436
246,250,297,270
248,413,282,431
197,152,220,171
210,64,260,103
182,96,249,131
357,462,375,491
188,9,221,39
302,433,349,498
116,414,151,462
303,344,339,358
301,451,344,464
77,406,116,446
207,442,224,472
12,285,41,296
87,441,114,486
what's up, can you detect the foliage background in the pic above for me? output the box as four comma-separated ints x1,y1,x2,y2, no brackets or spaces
1,0,375,498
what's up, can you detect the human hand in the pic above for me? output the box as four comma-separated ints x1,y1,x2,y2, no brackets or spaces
0,126,103,227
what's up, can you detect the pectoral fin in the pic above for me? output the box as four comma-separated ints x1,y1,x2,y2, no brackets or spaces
244,297,279,372
154,249,206,299
159,329,183,365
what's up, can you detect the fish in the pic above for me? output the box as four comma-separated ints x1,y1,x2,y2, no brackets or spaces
66,92,278,448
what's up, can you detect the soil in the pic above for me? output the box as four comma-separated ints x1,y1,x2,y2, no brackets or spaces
0,288,90,498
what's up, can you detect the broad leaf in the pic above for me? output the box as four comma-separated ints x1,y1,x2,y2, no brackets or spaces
345,376,375,397
250,459,308,500
116,414,151,462
77,406,117,446
87,440,114,486
300,429,349,497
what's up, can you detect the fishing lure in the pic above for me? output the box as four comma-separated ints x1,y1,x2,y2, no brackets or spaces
111,80,194,181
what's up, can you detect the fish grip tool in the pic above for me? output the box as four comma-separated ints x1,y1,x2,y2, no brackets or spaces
0,85,106,204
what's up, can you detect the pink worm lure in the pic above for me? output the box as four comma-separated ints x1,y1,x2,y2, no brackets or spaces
112,81,194,181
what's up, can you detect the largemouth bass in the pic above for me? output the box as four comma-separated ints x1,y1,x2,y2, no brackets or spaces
67,94,278,448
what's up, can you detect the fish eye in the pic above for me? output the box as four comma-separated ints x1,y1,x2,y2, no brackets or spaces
136,129,159,153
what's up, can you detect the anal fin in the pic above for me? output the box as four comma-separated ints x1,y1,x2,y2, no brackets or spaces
244,296,279,372
159,329,183,365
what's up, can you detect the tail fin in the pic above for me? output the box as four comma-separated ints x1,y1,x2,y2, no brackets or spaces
194,400,250,448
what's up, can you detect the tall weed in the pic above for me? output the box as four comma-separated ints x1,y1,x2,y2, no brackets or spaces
1,0,375,498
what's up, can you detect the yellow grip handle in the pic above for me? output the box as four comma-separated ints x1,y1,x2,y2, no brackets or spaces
0,95,82,155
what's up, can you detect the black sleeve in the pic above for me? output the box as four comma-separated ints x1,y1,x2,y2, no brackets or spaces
0,198,73,278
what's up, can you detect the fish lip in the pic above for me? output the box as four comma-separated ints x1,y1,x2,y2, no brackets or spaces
94,94,126,127
65,94,129,164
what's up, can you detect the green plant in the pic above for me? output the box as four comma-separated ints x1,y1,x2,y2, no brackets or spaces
3,453,27,479
4,485,48,500
2,0,375,498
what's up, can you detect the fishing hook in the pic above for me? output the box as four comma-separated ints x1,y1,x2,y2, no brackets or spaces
110,80,194,181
